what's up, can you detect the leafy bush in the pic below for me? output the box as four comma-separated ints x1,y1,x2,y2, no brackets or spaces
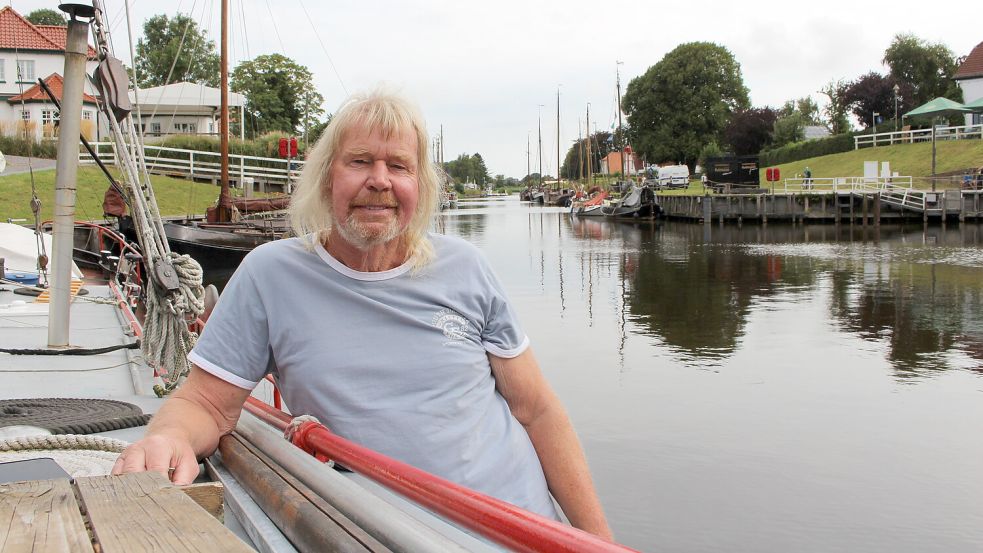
0,135,58,158
759,132,856,166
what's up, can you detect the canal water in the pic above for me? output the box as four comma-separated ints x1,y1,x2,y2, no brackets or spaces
442,197,983,553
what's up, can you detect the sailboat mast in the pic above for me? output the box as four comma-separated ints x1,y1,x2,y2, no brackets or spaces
556,88,560,190
526,133,530,179
616,61,625,178
49,6,92,347
586,103,592,186
218,0,231,220
537,106,543,188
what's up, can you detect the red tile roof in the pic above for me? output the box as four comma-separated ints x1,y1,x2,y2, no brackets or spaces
955,41,983,80
7,73,98,104
0,7,97,57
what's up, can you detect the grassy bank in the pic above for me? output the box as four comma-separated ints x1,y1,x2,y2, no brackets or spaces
0,167,221,222
763,140,983,188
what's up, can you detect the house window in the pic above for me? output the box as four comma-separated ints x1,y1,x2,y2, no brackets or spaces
150,122,161,136
173,122,197,134
41,109,59,125
20,110,30,120
83,110,93,120
16,60,35,82
0,60,5,81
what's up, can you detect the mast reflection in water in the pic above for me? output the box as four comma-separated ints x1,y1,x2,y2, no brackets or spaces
444,197,983,553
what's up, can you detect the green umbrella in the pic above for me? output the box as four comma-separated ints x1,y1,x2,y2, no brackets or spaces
902,97,970,187
962,96,983,113
903,97,969,118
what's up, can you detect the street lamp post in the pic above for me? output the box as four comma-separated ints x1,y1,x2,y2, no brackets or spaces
893,83,900,133
872,112,880,146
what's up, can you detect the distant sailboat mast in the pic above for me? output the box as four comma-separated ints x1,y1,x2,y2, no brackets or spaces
616,60,625,178
556,87,560,190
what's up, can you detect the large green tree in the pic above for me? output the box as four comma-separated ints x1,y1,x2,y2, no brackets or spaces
560,131,613,179
134,14,220,87
622,42,749,168
843,72,914,127
443,153,490,185
723,107,777,155
231,54,324,135
26,9,66,26
818,80,852,135
883,33,962,105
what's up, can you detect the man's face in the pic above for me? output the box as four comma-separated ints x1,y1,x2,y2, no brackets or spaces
327,126,419,250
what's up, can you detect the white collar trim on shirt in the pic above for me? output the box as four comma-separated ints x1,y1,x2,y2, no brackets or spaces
314,242,413,281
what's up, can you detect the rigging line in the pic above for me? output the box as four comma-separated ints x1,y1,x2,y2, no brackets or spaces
237,0,250,61
9,5,48,286
263,0,287,55
296,0,348,95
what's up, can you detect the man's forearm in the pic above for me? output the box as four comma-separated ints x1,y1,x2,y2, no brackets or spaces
147,393,225,458
524,400,613,539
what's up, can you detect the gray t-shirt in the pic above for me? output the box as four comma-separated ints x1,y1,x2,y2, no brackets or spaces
189,233,559,519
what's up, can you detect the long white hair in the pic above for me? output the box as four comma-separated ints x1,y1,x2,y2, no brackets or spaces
289,89,439,269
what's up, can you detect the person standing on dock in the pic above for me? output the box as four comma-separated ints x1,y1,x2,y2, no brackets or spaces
113,89,613,540
803,166,813,189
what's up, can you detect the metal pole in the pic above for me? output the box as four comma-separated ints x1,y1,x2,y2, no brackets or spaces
556,87,561,189
218,0,231,219
538,105,543,188
616,61,625,178
48,14,90,347
931,121,937,192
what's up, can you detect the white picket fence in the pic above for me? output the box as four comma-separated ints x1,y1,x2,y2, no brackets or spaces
79,142,304,192
854,124,983,149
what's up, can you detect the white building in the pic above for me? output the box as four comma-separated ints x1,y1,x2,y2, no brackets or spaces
131,82,245,139
955,40,983,126
0,6,103,141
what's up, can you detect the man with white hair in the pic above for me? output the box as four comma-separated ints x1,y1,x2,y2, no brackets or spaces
114,90,612,539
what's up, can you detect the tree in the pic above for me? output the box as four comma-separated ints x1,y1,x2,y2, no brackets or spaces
771,112,806,148
843,72,915,128
883,33,962,105
818,80,852,135
134,14,219,87
779,97,821,125
561,131,613,180
723,107,777,155
622,42,749,169
231,54,324,135
443,153,490,185
26,9,66,26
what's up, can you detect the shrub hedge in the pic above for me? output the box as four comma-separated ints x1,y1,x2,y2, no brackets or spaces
0,136,58,158
759,132,856,167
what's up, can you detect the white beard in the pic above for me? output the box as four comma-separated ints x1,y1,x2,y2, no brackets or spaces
335,210,404,250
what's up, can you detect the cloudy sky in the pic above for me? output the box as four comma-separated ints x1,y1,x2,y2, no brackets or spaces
15,0,981,178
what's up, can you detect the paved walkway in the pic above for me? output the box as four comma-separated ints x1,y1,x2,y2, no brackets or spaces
1,155,57,176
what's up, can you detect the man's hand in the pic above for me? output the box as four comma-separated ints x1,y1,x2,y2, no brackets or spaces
111,365,253,484
112,431,199,485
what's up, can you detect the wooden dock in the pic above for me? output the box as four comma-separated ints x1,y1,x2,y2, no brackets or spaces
657,190,983,224
0,472,250,553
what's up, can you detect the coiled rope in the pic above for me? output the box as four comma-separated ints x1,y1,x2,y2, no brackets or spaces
0,398,151,435
0,435,128,478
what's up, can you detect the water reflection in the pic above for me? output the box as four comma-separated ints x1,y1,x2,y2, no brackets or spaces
613,222,983,378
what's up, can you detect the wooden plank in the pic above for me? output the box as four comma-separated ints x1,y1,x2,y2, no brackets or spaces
180,482,224,520
74,472,252,553
0,478,94,553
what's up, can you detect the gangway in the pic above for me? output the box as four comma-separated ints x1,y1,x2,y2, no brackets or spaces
781,176,945,216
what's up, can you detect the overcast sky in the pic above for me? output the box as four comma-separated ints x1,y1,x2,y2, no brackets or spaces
14,0,982,178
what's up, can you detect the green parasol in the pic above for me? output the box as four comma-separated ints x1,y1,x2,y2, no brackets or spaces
902,97,970,187
962,96,983,113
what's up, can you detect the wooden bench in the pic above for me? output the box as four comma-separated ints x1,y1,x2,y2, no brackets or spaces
0,472,251,553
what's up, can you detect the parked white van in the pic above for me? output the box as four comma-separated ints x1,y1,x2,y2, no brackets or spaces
655,164,690,189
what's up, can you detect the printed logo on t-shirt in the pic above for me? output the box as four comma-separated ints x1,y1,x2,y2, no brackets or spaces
431,308,473,346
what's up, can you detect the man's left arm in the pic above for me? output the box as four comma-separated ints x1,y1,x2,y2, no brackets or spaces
489,348,613,540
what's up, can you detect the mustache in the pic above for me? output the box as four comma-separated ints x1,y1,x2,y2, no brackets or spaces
350,193,398,208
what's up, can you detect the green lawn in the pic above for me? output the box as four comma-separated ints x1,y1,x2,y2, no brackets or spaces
0,166,221,222
763,139,983,189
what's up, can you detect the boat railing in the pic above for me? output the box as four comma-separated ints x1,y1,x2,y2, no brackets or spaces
243,396,639,553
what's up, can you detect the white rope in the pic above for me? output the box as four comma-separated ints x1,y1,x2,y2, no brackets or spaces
91,5,205,396
283,414,321,442
0,435,129,478
0,434,128,453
